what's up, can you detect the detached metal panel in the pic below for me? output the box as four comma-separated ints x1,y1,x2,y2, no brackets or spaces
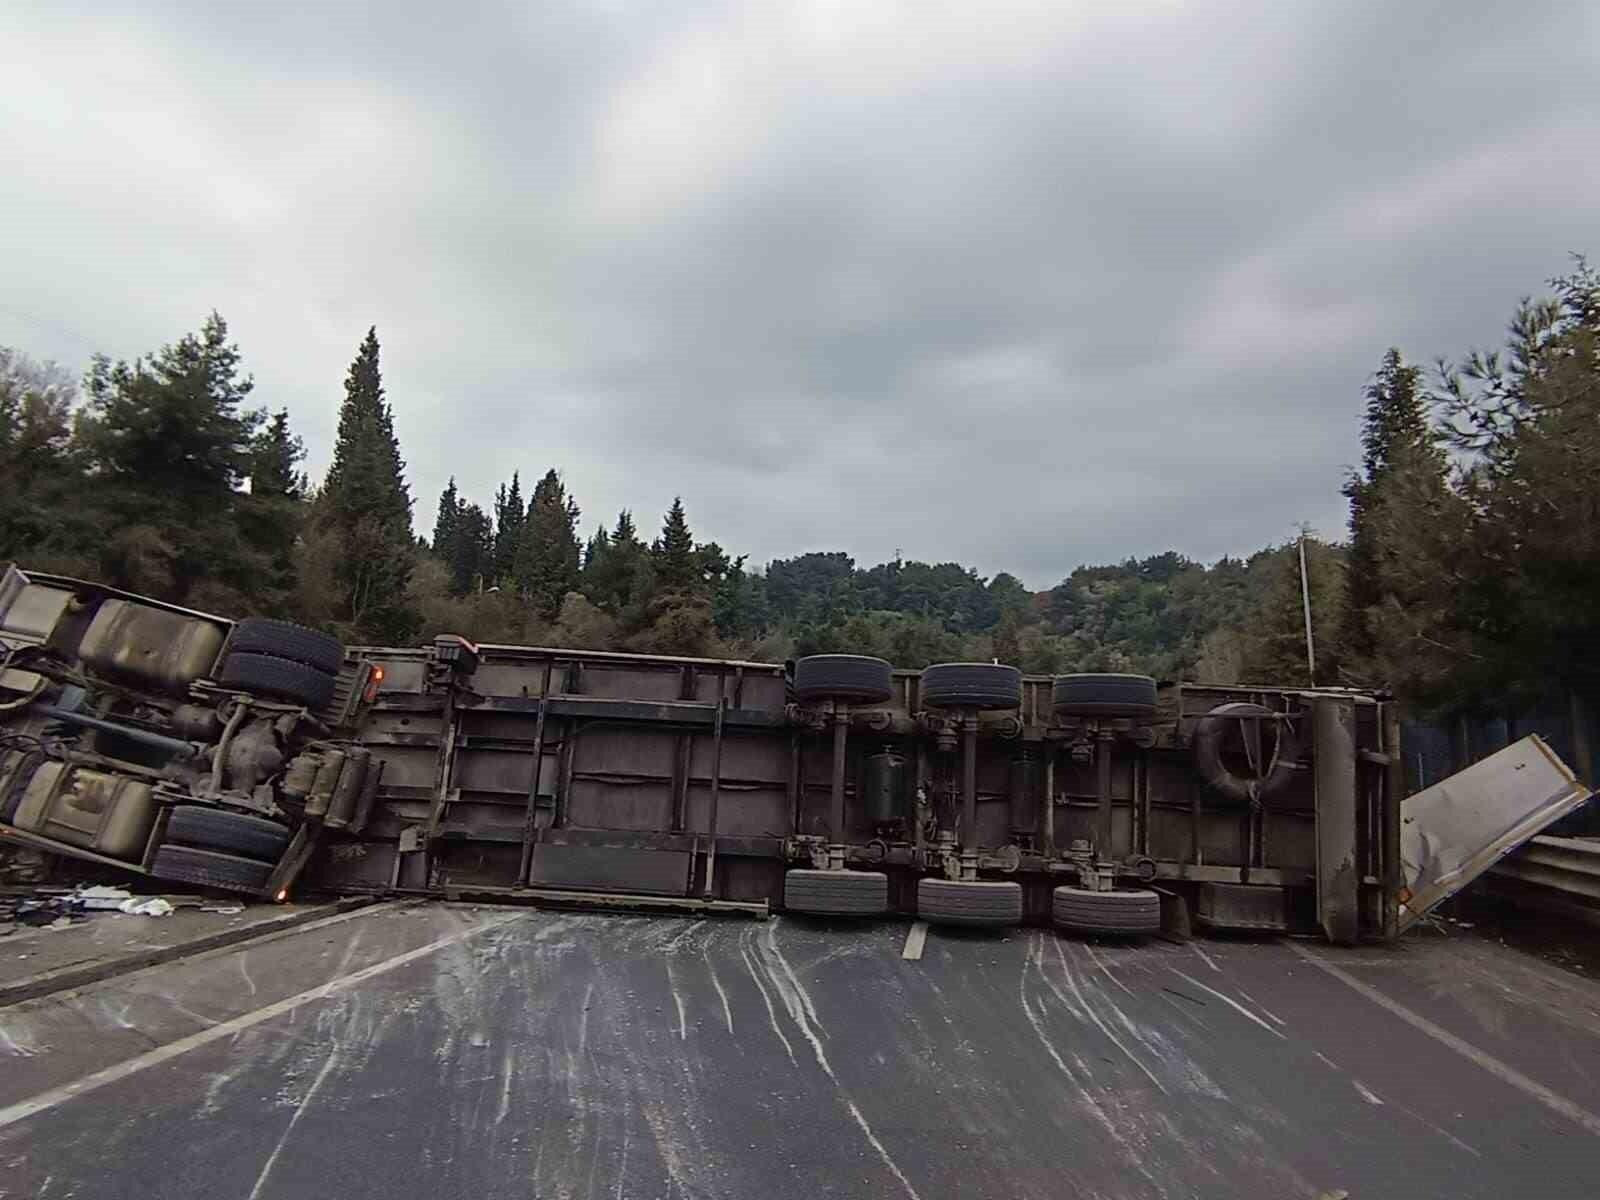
1398,733,1592,931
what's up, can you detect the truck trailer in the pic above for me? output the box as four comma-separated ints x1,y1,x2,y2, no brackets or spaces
1,564,1420,943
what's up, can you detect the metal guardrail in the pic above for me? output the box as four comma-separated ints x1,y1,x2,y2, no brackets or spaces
1488,835,1600,903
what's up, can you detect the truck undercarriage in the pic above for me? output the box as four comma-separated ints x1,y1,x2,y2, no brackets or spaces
1,564,1411,943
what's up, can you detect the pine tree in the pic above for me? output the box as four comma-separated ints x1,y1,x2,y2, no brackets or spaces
79,313,258,515
514,469,581,617
582,509,643,612
250,410,306,499
1340,348,1462,693
0,348,85,564
492,472,523,585
655,497,700,593
582,526,610,572
317,327,417,641
238,408,308,611
75,313,267,603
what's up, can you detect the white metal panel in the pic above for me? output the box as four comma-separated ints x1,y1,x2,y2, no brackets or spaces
1399,733,1592,930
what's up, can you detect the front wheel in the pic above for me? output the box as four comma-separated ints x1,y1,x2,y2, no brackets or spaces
150,845,272,895
165,806,290,862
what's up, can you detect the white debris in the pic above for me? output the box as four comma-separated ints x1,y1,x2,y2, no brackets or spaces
118,897,175,917
77,885,133,910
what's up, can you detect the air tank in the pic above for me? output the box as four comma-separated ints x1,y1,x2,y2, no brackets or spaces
860,747,906,826
1009,750,1041,835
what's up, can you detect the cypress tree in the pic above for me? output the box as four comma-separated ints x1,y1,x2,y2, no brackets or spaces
492,471,524,585
433,477,461,562
655,497,700,593
250,409,306,499
318,327,417,641
515,469,581,617
451,502,493,595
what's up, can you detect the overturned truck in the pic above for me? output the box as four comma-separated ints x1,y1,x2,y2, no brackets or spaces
0,566,1405,942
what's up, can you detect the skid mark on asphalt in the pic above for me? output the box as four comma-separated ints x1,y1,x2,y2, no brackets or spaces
748,920,923,1200
1168,969,1285,1038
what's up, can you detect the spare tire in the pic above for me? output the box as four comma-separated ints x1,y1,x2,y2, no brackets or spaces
1053,674,1157,719
920,663,1022,711
1052,885,1161,936
227,618,344,674
783,869,889,915
166,805,291,862
1192,702,1300,803
917,878,1022,926
218,653,337,708
793,655,894,704
150,845,272,894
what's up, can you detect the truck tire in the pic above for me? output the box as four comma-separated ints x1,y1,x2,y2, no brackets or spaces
150,845,271,894
227,618,344,674
1192,702,1300,803
783,869,889,915
919,663,1022,711
1052,674,1157,719
793,655,894,705
166,805,291,862
917,878,1022,926
1052,885,1161,935
218,652,337,708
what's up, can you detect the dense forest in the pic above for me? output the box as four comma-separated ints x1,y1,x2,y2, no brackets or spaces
3,258,1596,728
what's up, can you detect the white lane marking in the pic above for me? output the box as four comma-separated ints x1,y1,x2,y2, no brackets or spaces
1169,968,1286,1039
1190,941,1222,972
1232,984,1288,1027
0,912,525,1130
1286,940,1600,1139
901,921,929,961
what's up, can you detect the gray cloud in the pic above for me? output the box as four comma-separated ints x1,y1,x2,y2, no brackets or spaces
3,1,1597,587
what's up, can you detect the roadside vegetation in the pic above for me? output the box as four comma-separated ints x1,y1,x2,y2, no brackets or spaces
3,258,1596,731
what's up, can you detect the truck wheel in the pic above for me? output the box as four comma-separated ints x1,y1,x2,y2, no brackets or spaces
1052,885,1161,935
227,618,344,674
917,878,1022,926
919,663,1022,711
166,806,290,862
218,652,337,708
1052,674,1157,719
783,869,889,915
150,845,271,894
793,655,894,705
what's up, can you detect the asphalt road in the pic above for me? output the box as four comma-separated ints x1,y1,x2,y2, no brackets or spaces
3,903,1600,1199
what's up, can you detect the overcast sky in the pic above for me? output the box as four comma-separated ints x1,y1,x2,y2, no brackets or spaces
3,2,1596,588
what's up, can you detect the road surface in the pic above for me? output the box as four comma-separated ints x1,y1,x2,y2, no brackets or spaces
3,903,1599,1199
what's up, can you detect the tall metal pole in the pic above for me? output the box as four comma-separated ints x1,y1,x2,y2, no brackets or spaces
1298,526,1317,687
